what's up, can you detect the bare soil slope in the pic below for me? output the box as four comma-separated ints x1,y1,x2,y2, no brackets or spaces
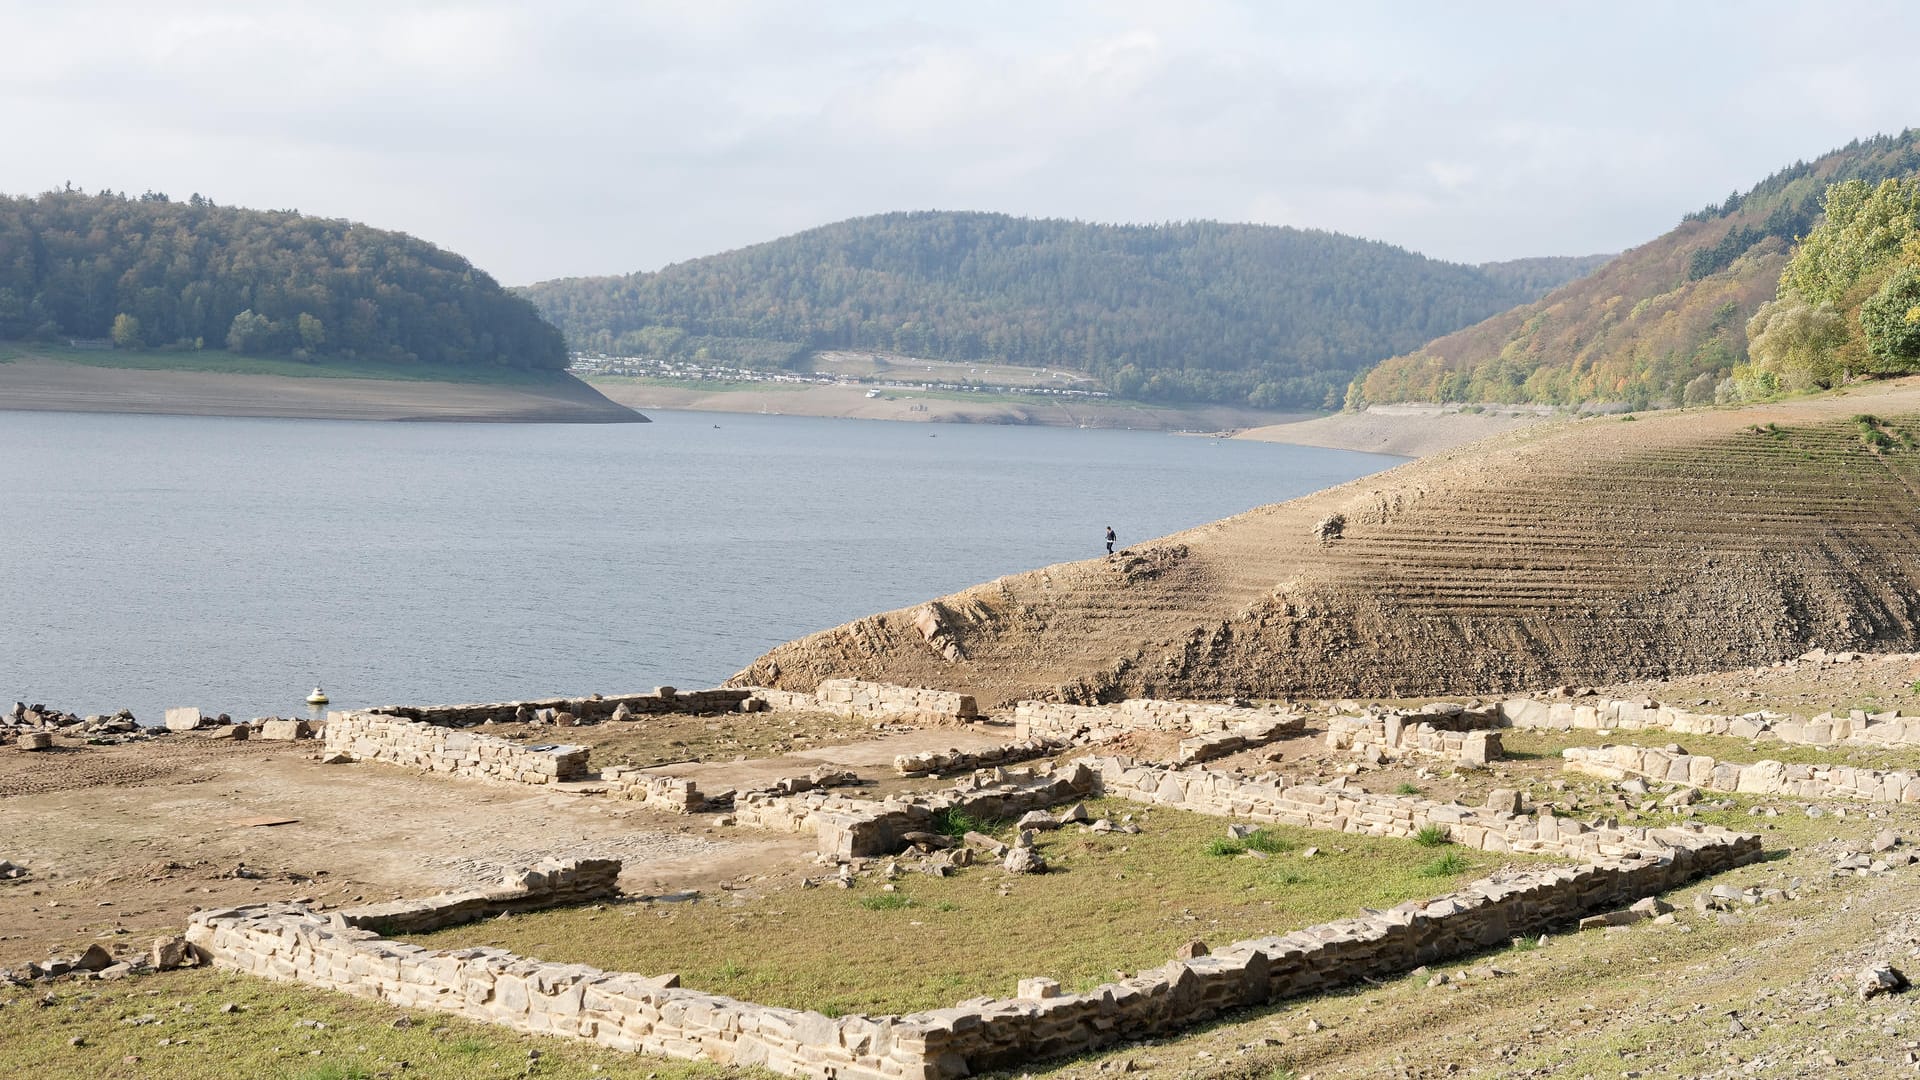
0,358,643,423
738,380,1920,707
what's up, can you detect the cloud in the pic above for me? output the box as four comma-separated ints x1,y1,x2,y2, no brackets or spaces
2,2,1916,282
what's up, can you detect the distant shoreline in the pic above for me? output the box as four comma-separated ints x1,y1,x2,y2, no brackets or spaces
0,356,645,424
589,378,1312,434
1234,404,1551,457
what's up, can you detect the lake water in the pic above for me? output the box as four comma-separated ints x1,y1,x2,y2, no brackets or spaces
0,408,1402,721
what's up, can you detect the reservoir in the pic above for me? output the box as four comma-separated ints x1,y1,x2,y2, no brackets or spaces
0,408,1403,720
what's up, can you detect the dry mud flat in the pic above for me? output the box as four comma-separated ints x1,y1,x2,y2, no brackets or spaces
0,358,643,423
590,379,1307,432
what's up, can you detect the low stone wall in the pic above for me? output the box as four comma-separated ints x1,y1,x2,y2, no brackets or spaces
1082,757,1762,865
325,711,589,785
371,688,756,728
186,905,928,1080
337,859,621,935
1325,716,1500,768
814,679,978,724
1499,696,1920,749
733,764,1098,858
598,768,709,812
1013,699,1304,746
1563,745,1920,804
186,768,1761,1080
894,739,1065,778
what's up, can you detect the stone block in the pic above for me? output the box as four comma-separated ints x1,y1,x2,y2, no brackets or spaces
259,719,311,741
164,706,205,732
17,731,52,750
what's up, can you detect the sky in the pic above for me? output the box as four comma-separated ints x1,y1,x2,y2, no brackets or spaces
4,1,1917,286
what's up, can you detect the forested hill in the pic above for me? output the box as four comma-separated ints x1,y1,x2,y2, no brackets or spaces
524,213,1595,409
1355,130,1920,409
0,189,566,370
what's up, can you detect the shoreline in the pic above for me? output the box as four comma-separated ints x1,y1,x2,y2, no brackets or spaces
588,378,1313,433
1233,404,1552,457
0,358,645,424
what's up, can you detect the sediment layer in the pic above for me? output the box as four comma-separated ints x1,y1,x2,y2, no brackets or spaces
739,380,1920,705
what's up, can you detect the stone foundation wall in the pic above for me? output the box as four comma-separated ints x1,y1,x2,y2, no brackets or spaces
1013,699,1304,747
894,739,1065,778
1499,696,1920,749
337,859,621,935
186,779,1760,1080
1081,757,1762,864
1325,716,1500,768
733,764,1098,858
372,688,756,728
813,679,978,724
186,905,932,1080
597,769,709,812
325,711,589,785
1563,745,1920,804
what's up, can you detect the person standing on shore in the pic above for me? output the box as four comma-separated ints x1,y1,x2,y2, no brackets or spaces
1105,525,1116,555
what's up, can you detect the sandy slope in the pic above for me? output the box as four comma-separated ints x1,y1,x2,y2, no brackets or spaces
742,380,1920,707
1236,403,1551,457
0,359,645,423
590,379,1309,432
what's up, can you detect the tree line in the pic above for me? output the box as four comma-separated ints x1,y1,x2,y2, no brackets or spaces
1353,130,1920,411
523,212,1583,409
0,188,566,370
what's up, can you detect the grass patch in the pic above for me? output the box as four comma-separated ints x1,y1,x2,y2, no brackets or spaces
408,799,1557,1016
931,806,1004,838
1205,828,1295,857
858,892,916,911
1394,782,1424,796
1414,824,1451,847
1418,851,1473,877
0,967,726,1079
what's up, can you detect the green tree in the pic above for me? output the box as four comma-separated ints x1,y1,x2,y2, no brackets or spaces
1861,265,1920,367
1745,299,1848,389
297,312,326,353
226,309,272,353
110,312,141,349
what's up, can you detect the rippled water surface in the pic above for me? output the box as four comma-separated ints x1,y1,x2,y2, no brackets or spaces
0,408,1403,720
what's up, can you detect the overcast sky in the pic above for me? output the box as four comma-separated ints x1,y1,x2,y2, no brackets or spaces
4,1,1916,285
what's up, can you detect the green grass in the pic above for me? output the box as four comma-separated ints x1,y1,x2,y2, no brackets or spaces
2,341,560,386
1418,852,1473,877
0,967,729,1079
407,799,1556,1016
1394,782,1424,796
1414,824,1451,847
930,806,1004,838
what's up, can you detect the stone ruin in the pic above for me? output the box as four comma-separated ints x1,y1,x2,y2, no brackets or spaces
180,748,1763,1079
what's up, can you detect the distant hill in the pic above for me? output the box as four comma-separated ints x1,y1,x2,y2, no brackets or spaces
1356,130,1920,409
524,212,1597,410
0,189,567,371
